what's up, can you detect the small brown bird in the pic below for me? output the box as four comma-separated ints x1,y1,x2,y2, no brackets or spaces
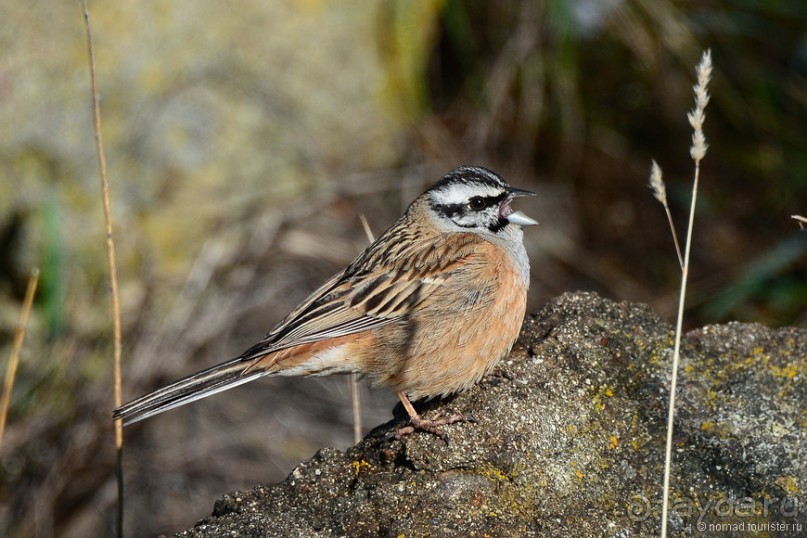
114,166,537,437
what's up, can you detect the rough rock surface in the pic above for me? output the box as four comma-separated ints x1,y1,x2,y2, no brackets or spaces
177,292,806,537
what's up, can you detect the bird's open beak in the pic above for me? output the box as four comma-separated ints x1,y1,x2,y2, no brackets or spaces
502,187,538,226
507,187,537,198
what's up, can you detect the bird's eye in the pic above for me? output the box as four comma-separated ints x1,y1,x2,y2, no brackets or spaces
469,196,486,210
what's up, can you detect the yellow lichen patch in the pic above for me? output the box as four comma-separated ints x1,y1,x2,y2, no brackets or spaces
351,459,371,475
570,461,585,481
769,363,800,379
608,435,619,449
568,424,576,434
592,386,614,412
684,364,694,375
736,348,770,372
700,421,716,432
480,465,512,483
775,475,800,495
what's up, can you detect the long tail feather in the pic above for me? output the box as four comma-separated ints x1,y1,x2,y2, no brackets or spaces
113,358,268,426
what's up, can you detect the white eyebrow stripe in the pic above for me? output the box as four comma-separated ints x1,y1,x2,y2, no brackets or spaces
430,183,504,206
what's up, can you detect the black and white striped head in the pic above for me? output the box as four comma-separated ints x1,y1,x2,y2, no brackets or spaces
424,166,537,235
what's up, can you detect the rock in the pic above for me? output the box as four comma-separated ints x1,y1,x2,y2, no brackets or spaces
176,292,806,537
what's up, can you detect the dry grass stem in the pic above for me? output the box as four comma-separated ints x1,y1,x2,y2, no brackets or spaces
661,49,712,538
359,214,375,245
649,160,683,269
347,213,380,443
349,372,362,444
0,268,39,450
792,215,806,229
81,1,125,536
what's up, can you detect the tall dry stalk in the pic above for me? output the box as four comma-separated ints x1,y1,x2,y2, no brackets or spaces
81,1,125,536
347,214,379,443
0,269,39,450
651,49,712,538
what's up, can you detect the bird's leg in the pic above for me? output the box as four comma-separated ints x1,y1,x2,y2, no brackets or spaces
392,391,476,441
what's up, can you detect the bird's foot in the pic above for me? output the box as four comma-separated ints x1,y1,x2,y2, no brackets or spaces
391,413,477,442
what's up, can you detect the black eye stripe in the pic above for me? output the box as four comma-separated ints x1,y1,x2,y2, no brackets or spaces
433,203,465,219
469,192,507,209
431,191,508,219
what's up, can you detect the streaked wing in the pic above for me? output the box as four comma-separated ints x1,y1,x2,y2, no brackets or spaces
239,232,483,360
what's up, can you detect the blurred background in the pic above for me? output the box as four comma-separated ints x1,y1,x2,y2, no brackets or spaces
0,0,805,536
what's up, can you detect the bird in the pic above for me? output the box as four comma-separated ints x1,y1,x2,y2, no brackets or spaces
113,166,538,438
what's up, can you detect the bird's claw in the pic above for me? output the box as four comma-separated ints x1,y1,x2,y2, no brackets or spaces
388,413,477,442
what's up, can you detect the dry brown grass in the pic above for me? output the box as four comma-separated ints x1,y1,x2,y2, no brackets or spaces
0,269,38,450
81,2,125,535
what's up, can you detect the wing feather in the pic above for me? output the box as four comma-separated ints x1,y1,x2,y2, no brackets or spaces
238,232,483,361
